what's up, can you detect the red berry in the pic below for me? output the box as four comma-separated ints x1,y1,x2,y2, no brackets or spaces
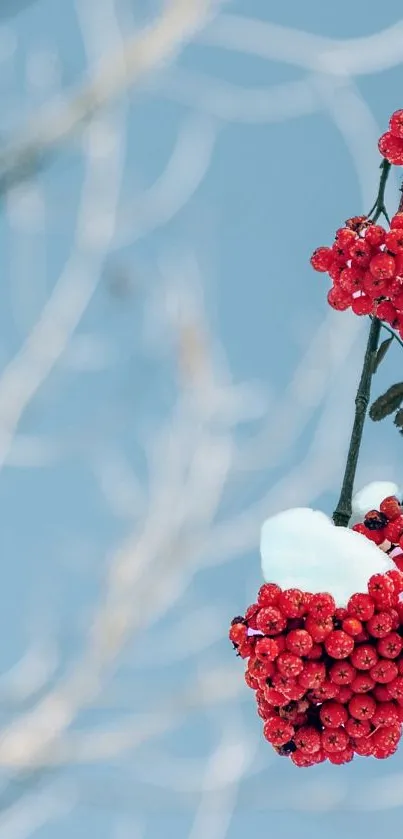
353,738,375,756
255,637,280,661
350,644,378,670
229,622,247,646
307,592,336,619
351,294,374,316
319,701,348,728
338,686,354,703
347,593,375,621
365,224,386,246
305,643,323,660
372,701,400,727
367,611,393,638
327,747,354,765
263,717,295,746
257,583,281,607
336,227,357,247
385,229,403,254
349,239,372,268
305,614,333,643
378,131,403,165
345,717,371,739
324,630,355,659
348,694,376,720
367,574,395,607
386,675,403,700
298,661,326,689
385,571,403,597
385,516,403,542
390,109,403,139
373,684,392,702
310,247,333,272
377,632,403,659
392,213,403,229
291,749,324,767
278,589,307,619
264,687,287,707
375,300,398,325
351,672,375,693
321,727,349,753
370,660,398,684
294,725,321,755
327,286,351,311
244,603,260,628
372,724,401,757
342,617,363,637
276,652,304,678
369,252,396,280
329,660,356,685
256,607,287,635
310,679,340,702
286,629,313,656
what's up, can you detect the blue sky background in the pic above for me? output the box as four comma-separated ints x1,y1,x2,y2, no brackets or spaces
2,1,403,837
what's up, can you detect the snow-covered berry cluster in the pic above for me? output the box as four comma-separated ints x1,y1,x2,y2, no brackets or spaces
310,214,403,329
379,110,403,165
229,495,403,767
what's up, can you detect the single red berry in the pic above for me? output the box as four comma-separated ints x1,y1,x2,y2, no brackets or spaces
338,686,354,703
319,701,348,728
347,593,375,621
372,701,400,727
256,606,287,635
385,570,403,596
305,642,323,660
294,725,321,755
244,671,259,689
255,637,280,662
342,617,363,637
386,675,403,700
264,687,287,707
345,717,371,739
278,589,307,619
350,644,378,670
321,727,349,754
354,629,370,643
369,252,396,280
353,738,375,756
310,679,340,702
298,661,326,689
334,607,348,621
327,746,354,765
375,300,398,325
286,629,313,656
263,716,295,746
377,632,403,659
385,228,403,253
392,213,403,230
385,513,403,539
389,109,403,139
336,227,357,247
350,672,375,693
244,603,260,628
351,294,374,316
373,684,393,702
324,630,355,659
378,131,403,165
365,224,386,246
229,622,247,646
349,239,372,268
327,286,351,311
305,614,333,643
236,638,255,658
367,611,393,638
329,660,356,685
291,749,324,767
348,693,376,720
307,592,336,619
367,574,395,607
276,652,304,678
257,583,281,607
310,246,334,272
370,659,398,684
372,724,401,757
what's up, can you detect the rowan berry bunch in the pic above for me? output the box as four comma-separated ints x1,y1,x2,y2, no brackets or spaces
379,110,403,166
229,496,403,767
310,213,403,331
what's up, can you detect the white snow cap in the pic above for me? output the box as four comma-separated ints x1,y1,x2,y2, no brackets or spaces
260,507,396,606
351,481,401,520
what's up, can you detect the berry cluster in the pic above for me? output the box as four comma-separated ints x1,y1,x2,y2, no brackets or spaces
379,110,403,165
310,214,403,330
229,495,403,767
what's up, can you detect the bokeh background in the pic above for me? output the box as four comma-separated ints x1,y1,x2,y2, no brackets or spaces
1,0,403,837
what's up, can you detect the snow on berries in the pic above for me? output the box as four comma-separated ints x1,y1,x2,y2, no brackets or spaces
230,489,403,767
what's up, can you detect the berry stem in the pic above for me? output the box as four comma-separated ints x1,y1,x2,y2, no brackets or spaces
371,317,403,350
332,317,382,527
368,159,391,223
